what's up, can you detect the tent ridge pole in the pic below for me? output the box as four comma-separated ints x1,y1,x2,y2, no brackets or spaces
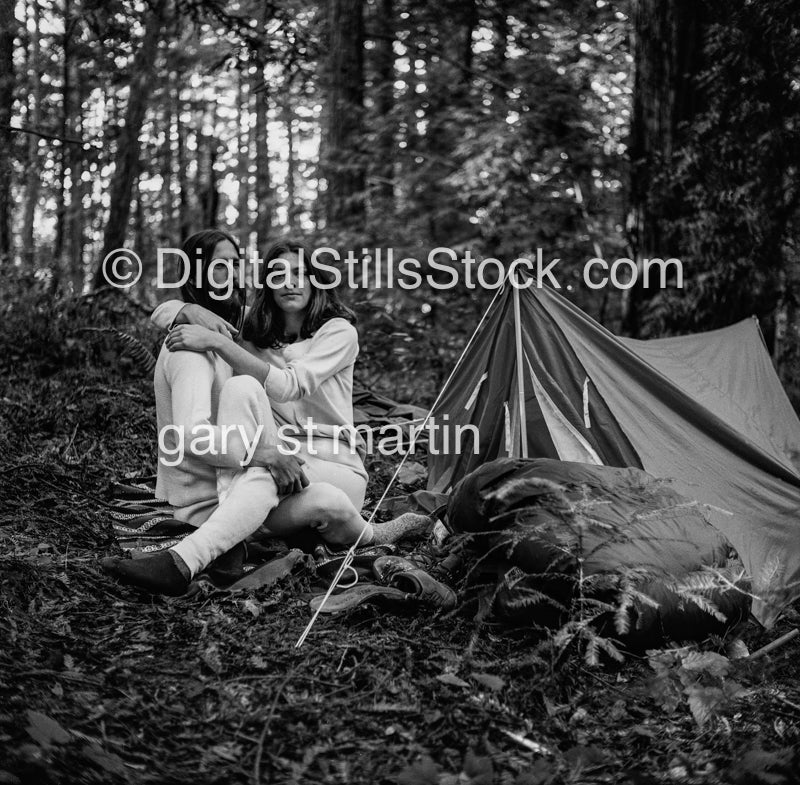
512,279,529,458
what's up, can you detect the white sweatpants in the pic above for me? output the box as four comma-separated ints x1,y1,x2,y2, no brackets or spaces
171,376,370,576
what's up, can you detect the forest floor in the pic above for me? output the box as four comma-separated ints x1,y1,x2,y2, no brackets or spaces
1,317,800,785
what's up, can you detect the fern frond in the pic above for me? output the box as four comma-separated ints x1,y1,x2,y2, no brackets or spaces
78,327,157,373
598,635,625,663
625,587,663,610
679,592,727,623
668,571,726,594
503,588,569,614
485,476,567,509
614,595,632,636
584,631,601,666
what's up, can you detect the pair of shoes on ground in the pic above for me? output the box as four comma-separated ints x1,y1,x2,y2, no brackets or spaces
309,554,457,614
101,543,302,596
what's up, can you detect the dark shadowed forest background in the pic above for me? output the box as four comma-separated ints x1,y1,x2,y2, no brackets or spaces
1,0,800,399
2,2,800,784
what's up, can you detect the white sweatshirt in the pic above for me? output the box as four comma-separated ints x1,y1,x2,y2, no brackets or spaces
151,301,368,480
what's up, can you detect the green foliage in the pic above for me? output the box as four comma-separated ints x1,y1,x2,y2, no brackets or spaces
1,265,799,785
454,475,753,669
638,0,800,337
7,0,638,332
75,327,157,374
0,266,161,378
441,3,631,274
647,647,747,727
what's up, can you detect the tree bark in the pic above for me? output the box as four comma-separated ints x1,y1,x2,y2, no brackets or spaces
285,102,297,231
461,0,477,81
624,0,708,333
66,58,85,291
253,75,271,246
160,73,176,244
0,0,17,262
252,2,272,247
197,108,220,229
93,0,167,288
371,0,394,215
237,69,251,237
490,7,508,103
52,0,74,282
176,87,191,241
323,0,365,229
629,0,707,255
22,0,41,266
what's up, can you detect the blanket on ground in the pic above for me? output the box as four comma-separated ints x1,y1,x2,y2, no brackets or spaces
107,475,449,603
109,475,194,555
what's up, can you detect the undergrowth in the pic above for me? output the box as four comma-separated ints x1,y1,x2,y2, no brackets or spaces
1,280,799,784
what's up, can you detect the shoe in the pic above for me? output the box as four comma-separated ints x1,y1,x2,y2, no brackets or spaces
313,542,397,579
373,556,457,610
100,551,190,596
219,550,306,592
202,542,246,587
372,555,420,583
391,569,457,610
309,584,411,614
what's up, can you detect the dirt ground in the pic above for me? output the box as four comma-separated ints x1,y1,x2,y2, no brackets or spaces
1,357,799,785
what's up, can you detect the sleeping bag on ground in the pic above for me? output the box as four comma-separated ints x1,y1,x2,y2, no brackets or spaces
447,458,750,647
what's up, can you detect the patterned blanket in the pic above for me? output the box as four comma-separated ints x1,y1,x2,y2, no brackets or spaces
108,475,197,555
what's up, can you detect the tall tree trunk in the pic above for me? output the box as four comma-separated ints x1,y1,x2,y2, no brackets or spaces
252,2,272,247
624,0,708,334
196,127,219,229
461,0,477,80
490,7,508,103
22,0,41,266
66,58,85,291
371,0,394,215
324,0,365,229
197,109,220,229
93,0,166,288
285,102,297,231
52,0,73,285
0,0,17,262
176,88,191,241
160,74,176,244
253,76,271,246
133,175,145,256
237,70,251,237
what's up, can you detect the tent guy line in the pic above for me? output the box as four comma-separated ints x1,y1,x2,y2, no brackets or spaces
294,284,507,646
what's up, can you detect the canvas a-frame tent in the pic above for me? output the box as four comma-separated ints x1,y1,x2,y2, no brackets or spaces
426,280,800,626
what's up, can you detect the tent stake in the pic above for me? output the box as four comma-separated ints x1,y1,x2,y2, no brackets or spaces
747,628,799,660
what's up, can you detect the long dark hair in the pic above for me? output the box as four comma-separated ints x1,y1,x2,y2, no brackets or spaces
179,229,246,334
243,241,355,349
